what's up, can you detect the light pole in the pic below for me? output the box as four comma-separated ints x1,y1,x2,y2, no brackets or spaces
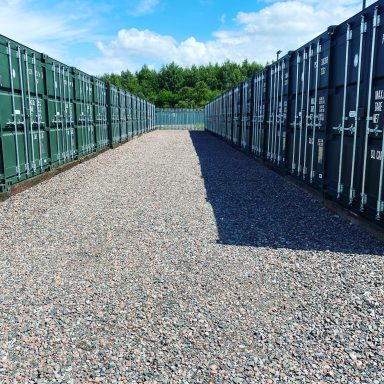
362,0,366,10
276,50,282,62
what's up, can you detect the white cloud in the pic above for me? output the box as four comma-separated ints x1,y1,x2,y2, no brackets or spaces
0,0,98,62
87,0,377,74
130,0,159,16
0,0,377,75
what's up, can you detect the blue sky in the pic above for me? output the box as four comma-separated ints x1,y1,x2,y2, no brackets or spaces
0,0,376,75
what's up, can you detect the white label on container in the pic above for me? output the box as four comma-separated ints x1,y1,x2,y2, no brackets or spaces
354,54,359,68
371,150,382,161
349,111,357,118
12,69,16,78
375,90,384,100
15,110,20,115
321,56,328,66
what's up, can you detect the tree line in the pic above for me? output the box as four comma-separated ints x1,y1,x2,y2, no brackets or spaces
100,60,263,109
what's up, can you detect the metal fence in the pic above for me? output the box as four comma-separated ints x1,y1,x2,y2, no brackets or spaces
155,109,205,130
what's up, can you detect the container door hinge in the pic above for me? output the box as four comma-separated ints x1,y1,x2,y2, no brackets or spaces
349,189,356,205
368,126,383,135
337,183,344,196
361,21,367,34
373,14,381,27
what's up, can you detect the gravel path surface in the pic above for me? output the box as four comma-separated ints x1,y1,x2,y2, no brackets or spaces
0,130,383,383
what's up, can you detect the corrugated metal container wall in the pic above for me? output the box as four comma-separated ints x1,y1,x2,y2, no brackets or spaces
45,57,76,166
251,70,267,157
265,56,289,166
219,95,225,139
119,90,127,142
155,109,205,130
140,99,144,134
240,82,247,149
108,84,120,144
73,69,96,155
130,95,136,137
136,96,140,135
223,91,231,141
137,98,141,135
126,92,132,139
233,85,240,145
93,78,109,150
241,78,253,151
142,99,146,133
151,103,154,131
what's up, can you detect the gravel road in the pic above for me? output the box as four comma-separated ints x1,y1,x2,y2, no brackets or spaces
0,130,383,383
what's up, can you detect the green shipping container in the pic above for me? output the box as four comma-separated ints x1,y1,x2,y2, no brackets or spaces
93,78,109,150
73,69,96,156
119,89,128,142
45,56,77,166
0,35,50,191
108,84,120,144
155,109,205,130
126,92,133,139
132,95,138,137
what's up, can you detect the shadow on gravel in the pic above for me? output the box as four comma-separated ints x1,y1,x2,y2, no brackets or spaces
189,131,384,255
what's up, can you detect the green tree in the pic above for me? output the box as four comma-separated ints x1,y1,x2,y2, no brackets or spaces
99,60,263,108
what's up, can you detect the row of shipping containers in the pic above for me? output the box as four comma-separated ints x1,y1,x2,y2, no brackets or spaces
0,34,155,192
205,1,384,227
155,109,205,130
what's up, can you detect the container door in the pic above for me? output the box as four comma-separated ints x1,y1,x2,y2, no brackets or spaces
47,62,76,165
289,34,330,188
240,83,248,149
287,52,303,174
233,87,240,145
74,71,95,155
266,63,280,162
0,41,49,189
119,91,126,141
111,86,120,143
327,18,367,204
359,6,384,221
93,79,108,149
127,94,132,138
276,58,289,167
253,73,264,158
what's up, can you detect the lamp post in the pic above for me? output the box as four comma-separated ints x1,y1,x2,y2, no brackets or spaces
276,50,282,62
362,0,366,10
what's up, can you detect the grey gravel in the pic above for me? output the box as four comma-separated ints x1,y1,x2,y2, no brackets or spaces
0,130,383,383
